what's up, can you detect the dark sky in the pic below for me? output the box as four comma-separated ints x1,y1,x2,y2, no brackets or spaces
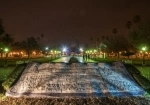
0,0,150,46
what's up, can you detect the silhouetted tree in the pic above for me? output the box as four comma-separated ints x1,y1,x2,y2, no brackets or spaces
1,34,14,46
106,35,131,58
102,36,105,40
133,15,141,24
128,21,150,50
21,37,39,59
125,21,132,29
106,36,109,40
0,18,5,36
11,42,23,57
0,42,4,59
41,33,44,38
112,28,118,35
121,51,135,59
90,37,93,42
0,18,5,58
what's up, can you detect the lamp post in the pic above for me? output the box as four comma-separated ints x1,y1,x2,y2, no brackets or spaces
62,48,67,56
4,48,9,67
80,48,83,55
45,47,49,56
142,47,146,65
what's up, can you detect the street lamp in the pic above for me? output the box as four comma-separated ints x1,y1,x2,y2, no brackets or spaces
142,47,146,65
4,48,9,66
62,47,67,55
45,47,49,56
45,47,49,50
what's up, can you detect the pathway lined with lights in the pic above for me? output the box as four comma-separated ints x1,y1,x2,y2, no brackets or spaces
52,56,72,63
52,56,95,63
75,56,96,63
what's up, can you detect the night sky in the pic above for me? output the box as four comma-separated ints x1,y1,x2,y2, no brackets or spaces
0,0,150,46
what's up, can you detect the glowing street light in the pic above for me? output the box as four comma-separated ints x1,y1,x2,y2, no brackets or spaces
80,48,83,52
142,47,146,65
4,48,9,67
45,47,49,50
62,47,67,55
4,48,9,52
63,48,67,52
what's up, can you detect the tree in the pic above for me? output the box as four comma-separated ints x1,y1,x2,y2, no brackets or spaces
112,28,118,35
11,42,23,57
90,37,93,42
121,51,135,59
21,37,39,59
106,36,109,40
0,18,5,36
0,18,5,58
1,34,14,46
106,35,131,58
125,21,132,29
0,34,14,59
41,33,44,38
0,42,4,59
128,21,150,50
133,15,141,24
102,36,105,40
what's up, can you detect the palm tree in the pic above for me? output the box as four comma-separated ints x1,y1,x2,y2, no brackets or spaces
90,37,93,42
96,38,100,49
133,15,141,24
125,21,132,29
41,33,44,38
90,37,94,48
0,19,5,36
112,28,118,35
102,36,105,41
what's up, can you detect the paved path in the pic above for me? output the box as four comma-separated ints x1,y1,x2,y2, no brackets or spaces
52,56,72,63
52,56,96,63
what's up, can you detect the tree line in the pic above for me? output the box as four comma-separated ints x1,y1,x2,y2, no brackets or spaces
88,15,150,58
0,15,150,59
0,19,45,59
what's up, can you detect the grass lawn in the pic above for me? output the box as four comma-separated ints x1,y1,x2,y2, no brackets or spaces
0,56,59,67
135,66,150,80
0,66,16,81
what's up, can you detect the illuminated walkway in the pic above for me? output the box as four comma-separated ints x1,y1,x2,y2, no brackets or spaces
52,56,72,63
52,56,96,63
75,56,96,63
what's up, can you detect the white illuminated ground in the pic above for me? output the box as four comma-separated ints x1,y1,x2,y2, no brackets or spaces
6,61,145,97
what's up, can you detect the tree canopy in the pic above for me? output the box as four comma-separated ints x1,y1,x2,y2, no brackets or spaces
21,37,39,59
128,21,150,50
0,18,5,36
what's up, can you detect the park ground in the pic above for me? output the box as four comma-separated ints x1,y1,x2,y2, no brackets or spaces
0,56,150,105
